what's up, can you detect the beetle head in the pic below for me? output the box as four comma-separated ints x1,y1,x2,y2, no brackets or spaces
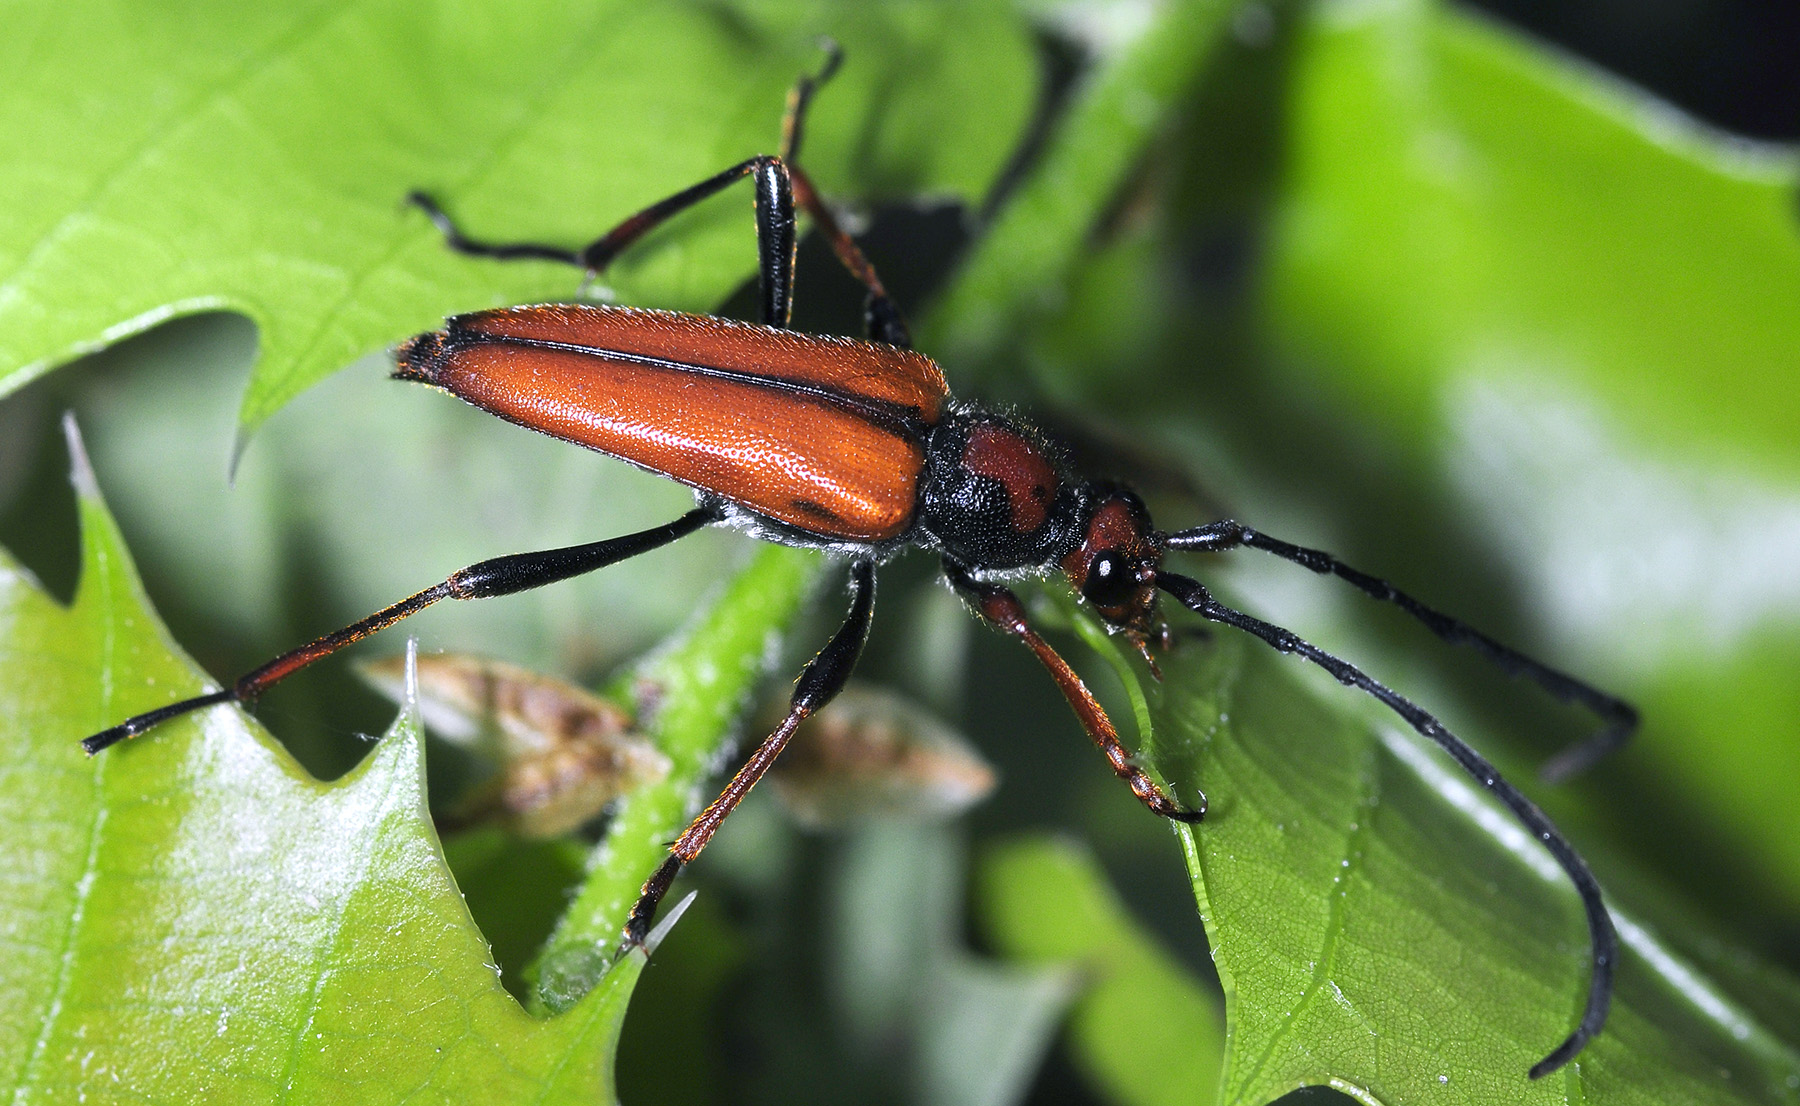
1061,484,1164,638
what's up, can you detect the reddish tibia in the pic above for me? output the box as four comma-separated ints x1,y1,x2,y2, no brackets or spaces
965,581,1200,823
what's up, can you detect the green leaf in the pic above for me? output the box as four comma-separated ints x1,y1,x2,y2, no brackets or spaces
1262,0,1800,476
1067,606,1800,1105
0,0,1034,438
0,423,638,1102
1252,0,1800,918
976,835,1226,1106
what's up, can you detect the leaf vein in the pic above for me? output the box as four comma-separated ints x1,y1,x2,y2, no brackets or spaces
5,527,117,1103
272,761,407,1101
1236,741,1383,1096
0,0,359,310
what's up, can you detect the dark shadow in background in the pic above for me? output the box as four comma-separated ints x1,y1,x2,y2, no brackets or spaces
1467,0,1800,140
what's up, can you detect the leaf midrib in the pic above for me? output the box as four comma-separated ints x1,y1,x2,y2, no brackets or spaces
5,524,118,1103
273,761,405,1101
1230,740,1383,1103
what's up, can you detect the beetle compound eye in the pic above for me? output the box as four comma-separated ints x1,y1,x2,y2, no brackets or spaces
1083,550,1137,609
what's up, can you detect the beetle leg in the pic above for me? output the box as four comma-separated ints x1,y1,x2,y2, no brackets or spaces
411,45,909,347
943,560,1204,823
782,161,910,349
1163,520,1638,781
1157,570,1614,1078
80,506,721,754
779,38,842,166
407,151,798,318
775,44,910,348
406,190,584,266
412,151,802,330
621,558,877,951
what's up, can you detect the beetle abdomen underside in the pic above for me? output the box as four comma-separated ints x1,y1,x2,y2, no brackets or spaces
396,305,946,542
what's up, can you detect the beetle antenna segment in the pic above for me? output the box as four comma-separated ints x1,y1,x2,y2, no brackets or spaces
946,560,1205,823
1164,521,1638,782
79,508,720,754
621,559,878,952
1156,571,1614,1079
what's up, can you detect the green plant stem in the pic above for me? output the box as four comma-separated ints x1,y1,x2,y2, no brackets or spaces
922,0,1233,370
531,544,822,1013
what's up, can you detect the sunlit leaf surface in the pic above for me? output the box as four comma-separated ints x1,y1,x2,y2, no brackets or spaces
0,0,1034,436
0,430,637,1102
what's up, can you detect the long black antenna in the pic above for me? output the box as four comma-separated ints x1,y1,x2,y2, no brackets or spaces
1163,521,1637,782
1157,572,1614,1079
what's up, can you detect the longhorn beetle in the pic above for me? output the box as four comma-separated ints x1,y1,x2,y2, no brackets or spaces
81,46,1634,1078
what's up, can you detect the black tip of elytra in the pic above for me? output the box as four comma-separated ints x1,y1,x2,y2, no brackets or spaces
392,329,451,384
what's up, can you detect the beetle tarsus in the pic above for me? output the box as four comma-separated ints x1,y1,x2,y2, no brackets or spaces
80,688,238,755
781,37,844,165
405,190,584,267
619,855,683,957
